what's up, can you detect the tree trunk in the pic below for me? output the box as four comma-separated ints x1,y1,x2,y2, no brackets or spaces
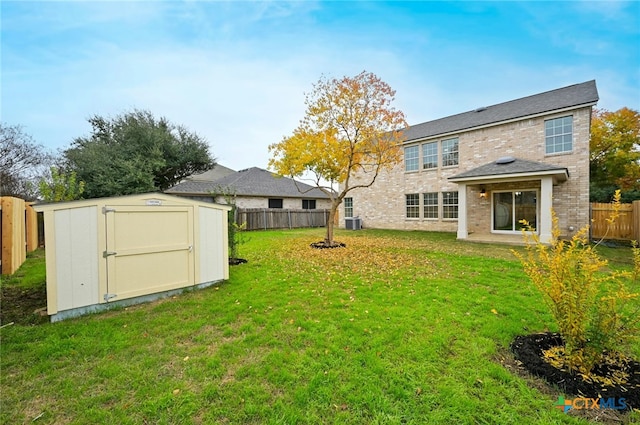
325,202,338,246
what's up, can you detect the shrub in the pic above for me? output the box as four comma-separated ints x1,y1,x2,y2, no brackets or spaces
513,190,639,374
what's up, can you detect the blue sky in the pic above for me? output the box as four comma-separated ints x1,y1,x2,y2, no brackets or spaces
2,1,639,172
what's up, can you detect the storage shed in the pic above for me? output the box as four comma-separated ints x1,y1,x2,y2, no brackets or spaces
35,193,231,322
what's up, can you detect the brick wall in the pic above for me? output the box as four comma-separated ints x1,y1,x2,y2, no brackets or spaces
341,107,592,236
215,195,332,210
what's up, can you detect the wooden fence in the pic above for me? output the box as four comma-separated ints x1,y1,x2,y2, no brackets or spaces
590,201,640,242
1,197,38,275
236,208,332,231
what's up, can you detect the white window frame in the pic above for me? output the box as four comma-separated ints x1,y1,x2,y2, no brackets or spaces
406,193,420,219
545,116,573,154
405,146,419,172
344,197,353,218
442,138,459,167
442,191,458,219
423,192,438,219
422,142,438,170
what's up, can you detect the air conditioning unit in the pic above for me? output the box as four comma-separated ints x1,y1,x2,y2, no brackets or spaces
345,217,362,230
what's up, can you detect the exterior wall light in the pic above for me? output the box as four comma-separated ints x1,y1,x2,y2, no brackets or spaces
479,187,487,199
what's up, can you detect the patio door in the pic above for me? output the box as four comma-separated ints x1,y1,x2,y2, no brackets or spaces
492,190,537,232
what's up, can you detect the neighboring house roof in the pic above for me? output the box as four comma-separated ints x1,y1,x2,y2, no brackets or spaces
403,80,599,142
188,164,236,181
448,157,569,183
166,167,330,199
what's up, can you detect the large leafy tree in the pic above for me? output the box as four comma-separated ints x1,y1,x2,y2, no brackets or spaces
590,107,640,202
269,71,407,246
0,123,53,200
64,110,215,199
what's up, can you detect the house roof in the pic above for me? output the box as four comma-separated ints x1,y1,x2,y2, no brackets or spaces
187,164,236,181
403,80,598,142
166,167,330,199
448,157,569,183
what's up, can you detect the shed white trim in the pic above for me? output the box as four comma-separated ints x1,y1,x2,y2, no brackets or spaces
35,193,231,321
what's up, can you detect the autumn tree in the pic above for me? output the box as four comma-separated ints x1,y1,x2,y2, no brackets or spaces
0,123,53,200
269,71,407,247
63,110,215,199
590,107,640,202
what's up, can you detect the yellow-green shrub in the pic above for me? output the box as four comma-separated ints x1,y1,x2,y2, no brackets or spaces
514,190,639,374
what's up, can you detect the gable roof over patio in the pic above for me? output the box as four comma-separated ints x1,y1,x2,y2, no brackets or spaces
450,157,568,245
448,157,569,184
402,80,598,142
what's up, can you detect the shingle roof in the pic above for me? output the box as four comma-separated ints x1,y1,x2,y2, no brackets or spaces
449,157,569,181
166,167,330,199
188,164,236,181
403,80,598,142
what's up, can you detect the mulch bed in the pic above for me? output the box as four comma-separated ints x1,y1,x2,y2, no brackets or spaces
310,241,346,249
510,332,640,410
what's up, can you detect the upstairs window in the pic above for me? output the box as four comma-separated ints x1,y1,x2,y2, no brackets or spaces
422,142,438,169
442,138,459,167
268,198,283,209
405,146,419,172
545,116,573,154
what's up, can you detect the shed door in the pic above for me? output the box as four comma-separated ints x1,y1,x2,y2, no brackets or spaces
104,206,195,302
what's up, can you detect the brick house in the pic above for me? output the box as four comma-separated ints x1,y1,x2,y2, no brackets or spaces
342,80,599,244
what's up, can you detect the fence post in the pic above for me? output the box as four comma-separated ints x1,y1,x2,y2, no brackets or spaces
25,202,38,252
634,200,640,243
1,196,27,275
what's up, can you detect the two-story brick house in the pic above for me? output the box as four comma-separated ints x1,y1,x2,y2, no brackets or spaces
342,80,599,244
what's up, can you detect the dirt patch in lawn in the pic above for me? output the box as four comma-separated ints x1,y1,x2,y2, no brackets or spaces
0,284,48,325
497,332,640,423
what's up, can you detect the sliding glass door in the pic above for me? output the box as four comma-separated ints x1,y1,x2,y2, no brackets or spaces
493,190,537,232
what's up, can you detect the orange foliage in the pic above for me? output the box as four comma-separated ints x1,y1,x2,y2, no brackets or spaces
268,71,407,245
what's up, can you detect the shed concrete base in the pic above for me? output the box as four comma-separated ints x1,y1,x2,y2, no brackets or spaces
50,279,225,323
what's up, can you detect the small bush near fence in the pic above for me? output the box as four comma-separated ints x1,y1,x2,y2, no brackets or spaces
236,208,331,231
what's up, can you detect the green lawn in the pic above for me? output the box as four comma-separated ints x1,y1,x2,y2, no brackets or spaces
1,229,638,424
